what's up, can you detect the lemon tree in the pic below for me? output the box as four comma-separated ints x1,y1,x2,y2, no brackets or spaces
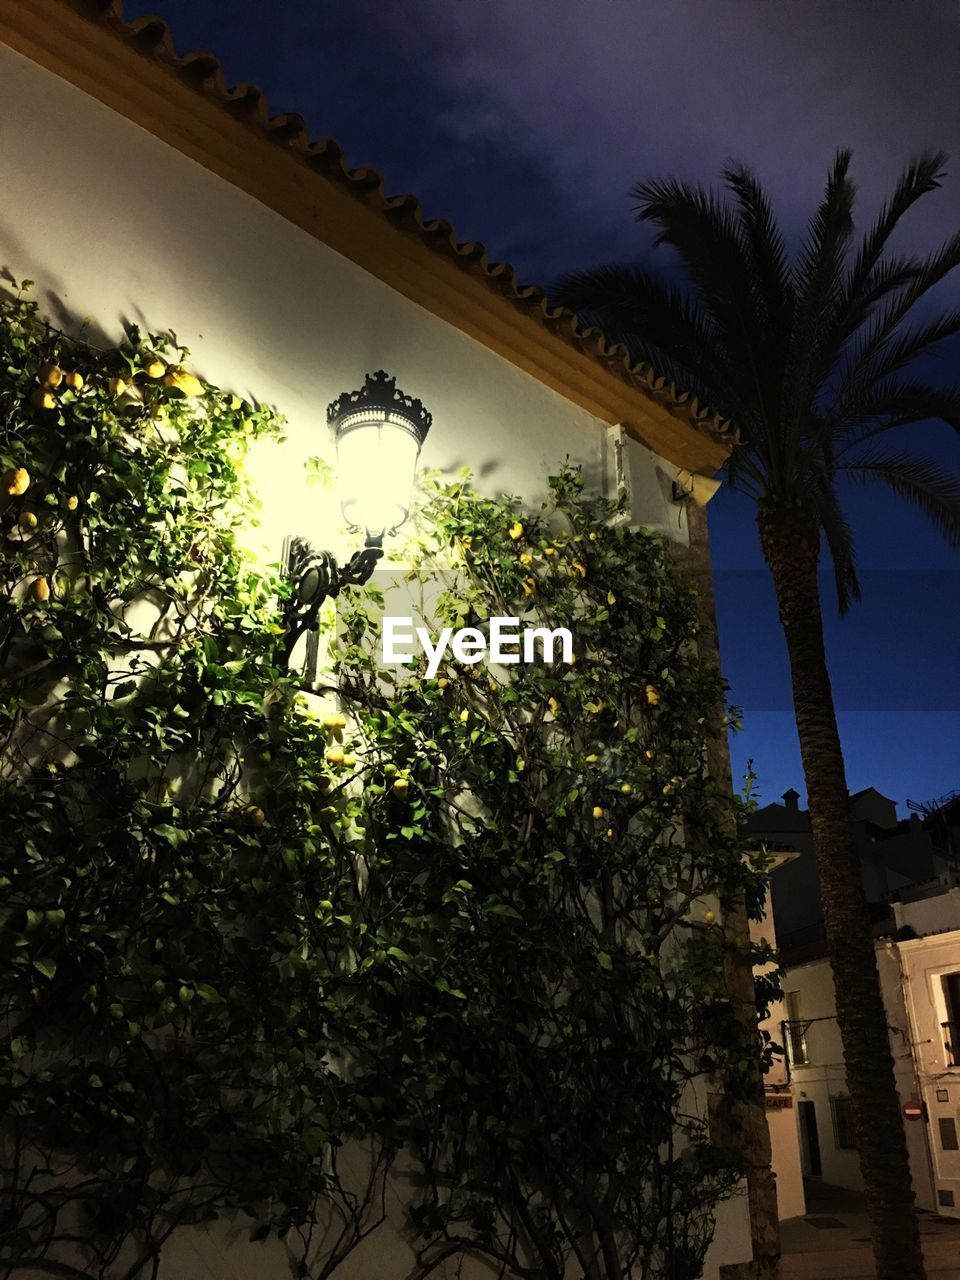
0,285,769,1280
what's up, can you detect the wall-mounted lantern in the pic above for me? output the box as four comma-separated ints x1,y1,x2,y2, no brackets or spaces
671,468,722,508
281,370,432,664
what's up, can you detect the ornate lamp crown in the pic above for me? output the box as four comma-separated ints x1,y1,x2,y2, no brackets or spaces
327,370,432,445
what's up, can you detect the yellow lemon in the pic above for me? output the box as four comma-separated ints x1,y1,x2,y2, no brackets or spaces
64,371,84,391
342,754,357,768
5,467,30,495
459,709,470,724
438,677,449,688
521,578,536,598
163,369,204,397
571,560,586,577
645,685,660,706
392,777,410,796
30,387,57,411
31,576,50,603
621,783,633,795
508,521,524,540
383,762,398,777
108,376,126,397
548,696,559,714
644,748,656,760
322,713,341,730
520,552,534,566
606,828,614,839
18,511,38,531
64,495,79,511
592,806,604,820
589,531,598,541
544,545,556,556
38,362,63,387
585,754,599,764
145,359,166,379
244,805,266,827
325,746,345,766
607,592,616,605
704,910,716,926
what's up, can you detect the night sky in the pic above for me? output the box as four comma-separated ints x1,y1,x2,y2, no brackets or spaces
126,0,960,815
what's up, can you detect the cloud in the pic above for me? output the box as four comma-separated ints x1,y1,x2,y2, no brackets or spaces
372,0,960,264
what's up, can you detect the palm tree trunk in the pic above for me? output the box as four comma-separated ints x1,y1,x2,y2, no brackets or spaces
757,500,925,1280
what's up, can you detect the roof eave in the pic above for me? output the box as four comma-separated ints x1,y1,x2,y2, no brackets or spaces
1,0,733,474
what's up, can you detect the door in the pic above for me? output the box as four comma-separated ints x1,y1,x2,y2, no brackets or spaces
798,1100,822,1177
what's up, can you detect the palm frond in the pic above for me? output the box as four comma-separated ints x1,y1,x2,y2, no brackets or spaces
779,152,857,482
839,231,960,392
721,161,793,336
633,176,790,472
792,149,856,306
810,474,862,614
551,264,753,428
631,178,761,348
822,379,960,455
839,449,960,548
552,264,722,372
839,152,947,319
813,254,925,394
832,312,960,425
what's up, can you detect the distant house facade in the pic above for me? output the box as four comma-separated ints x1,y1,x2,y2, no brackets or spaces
777,870,960,1216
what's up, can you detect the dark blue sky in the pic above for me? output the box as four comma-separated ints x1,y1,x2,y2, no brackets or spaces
127,0,960,815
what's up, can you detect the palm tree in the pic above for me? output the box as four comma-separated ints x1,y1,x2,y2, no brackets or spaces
554,150,960,1280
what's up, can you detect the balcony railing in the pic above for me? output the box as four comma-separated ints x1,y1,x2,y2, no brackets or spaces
784,1019,811,1066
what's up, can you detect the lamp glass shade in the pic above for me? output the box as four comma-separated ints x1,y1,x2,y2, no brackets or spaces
337,417,421,537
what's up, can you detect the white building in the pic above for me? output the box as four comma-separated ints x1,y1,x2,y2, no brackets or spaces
781,880,960,1217
897,886,960,1215
0,2,770,1277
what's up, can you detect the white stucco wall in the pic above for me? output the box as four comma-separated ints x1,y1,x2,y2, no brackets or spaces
0,34,750,1280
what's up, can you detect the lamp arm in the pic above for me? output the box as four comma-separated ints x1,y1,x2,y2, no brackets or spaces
340,536,384,588
280,535,383,664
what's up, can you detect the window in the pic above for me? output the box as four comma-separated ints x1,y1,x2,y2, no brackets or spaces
939,1118,959,1152
784,991,810,1065
942,974,960,1067
831,1096,856,1150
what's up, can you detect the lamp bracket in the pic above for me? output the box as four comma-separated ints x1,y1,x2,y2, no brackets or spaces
281,534,383,664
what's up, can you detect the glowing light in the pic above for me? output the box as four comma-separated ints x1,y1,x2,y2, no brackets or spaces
337,418,421,536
